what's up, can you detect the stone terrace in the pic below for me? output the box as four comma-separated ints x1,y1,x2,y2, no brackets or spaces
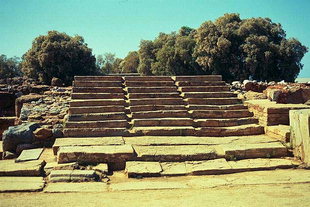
52,75,298,178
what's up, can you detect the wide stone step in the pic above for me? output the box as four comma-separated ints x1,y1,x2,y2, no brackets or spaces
130,105,186,112
129,98,184,106
123,135,277,146
57,145,134,164
173,75,222,82
195,117,258,127
129,126,196,136
71,93,124,99
187,98,241,105
127,87,177,93
0,160,46,176
125,81,175,87
132,145,219,161
68,112,126,121
75,76,123,81
74,81,122,87
182,92,236,98
128,93,180,99
197,124,264,136
73,87,124,93
70,99,125,107
53,137,125,155
133,118,194,127
65,120,128,128
63,128,128,137
69,106,125,114
188,104,247,110
176,81,226,86
125,76,172,81
180,86,230,92
190,110,253,118
132,110,189,119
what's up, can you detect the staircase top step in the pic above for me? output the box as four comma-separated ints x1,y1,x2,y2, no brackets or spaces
173,75,222,81
75,76,123,81
124,76,173,81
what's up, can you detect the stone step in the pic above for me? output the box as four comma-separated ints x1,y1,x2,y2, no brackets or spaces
133,118,194,127
195,117,258,127
74,81,122,87
128,93,180,99
182,92,236,98
129,126,196,136
127,87,177,93
57,145,134,164
0,160,46,176
69,106,125,114
123,135,277,146
71,93,124,99
197,124,264,136
130,105,186,112
63,128,128,137
65,120,129,128
68,112,126,121
176,81,226,86
73,87,124,93
132,110,189,119
129,98,184,106
132,145,219,161
53,137,124,155
125,81,175,87
265,125,291,142
75,76,123,81
188,104,247,110
187,98,241,105
173,75,222,82
179,86,230,92
124,76,173,81
70,99,125,107
49,170,99,182
190,110,253,119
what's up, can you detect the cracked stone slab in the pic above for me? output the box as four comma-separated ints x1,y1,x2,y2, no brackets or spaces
49,170,99,182
132,145,219,161
53,137,125,155
0,177,45,192
0,160,45,176
44,182,108,193
16,148,44,162
160,162,187,176
57,145,134,164
186,158,232,175
126,161,162,177
110,181,189,191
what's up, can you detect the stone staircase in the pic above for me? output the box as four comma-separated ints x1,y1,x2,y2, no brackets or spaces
53,75,298,178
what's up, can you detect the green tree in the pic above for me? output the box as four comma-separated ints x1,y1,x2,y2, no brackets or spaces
0,55,22,79
21,31,98,85
120,51,139,73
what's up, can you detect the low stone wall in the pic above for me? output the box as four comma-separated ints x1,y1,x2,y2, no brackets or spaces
290,109,310,166
245,100,310,126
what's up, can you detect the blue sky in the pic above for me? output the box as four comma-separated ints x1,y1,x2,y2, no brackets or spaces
1,0,309,77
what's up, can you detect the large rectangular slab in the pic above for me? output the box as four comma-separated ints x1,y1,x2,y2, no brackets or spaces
186,158,232,175
126,161,162,177
57,145,134,164
0,160,45,176
0,177,45,192
16,148,44,162
132,145,219,161
130,126,196,136
53,137,124,155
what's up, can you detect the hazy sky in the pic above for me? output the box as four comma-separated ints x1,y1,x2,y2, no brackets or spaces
1,0,309,77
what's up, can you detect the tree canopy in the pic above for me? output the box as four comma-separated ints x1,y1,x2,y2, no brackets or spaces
21,31,98,85
0,55,21,79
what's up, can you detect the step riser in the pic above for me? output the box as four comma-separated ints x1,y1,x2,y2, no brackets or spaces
173,76,222,81
133,119,194,127
125,81,175,87
183,93,236,98
63,128,127,137
188,105,247,110
130,99,184,106
75,76,123,81
73,87,124,93
130,129,197,136
180,87,230,92
195,119,258,127
127,87,177,93
128,93,180,99
191,111,253,119
68,114,127,121
74,82,122,87
72,93,124,99
125,77,173,81
132,111,189,119
69,106,125,114
198,126,264,137
129,105,186,112
133,154,219,162
70,100,125,107
65,121,128,128
176,81,225,86
187,99,241,105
